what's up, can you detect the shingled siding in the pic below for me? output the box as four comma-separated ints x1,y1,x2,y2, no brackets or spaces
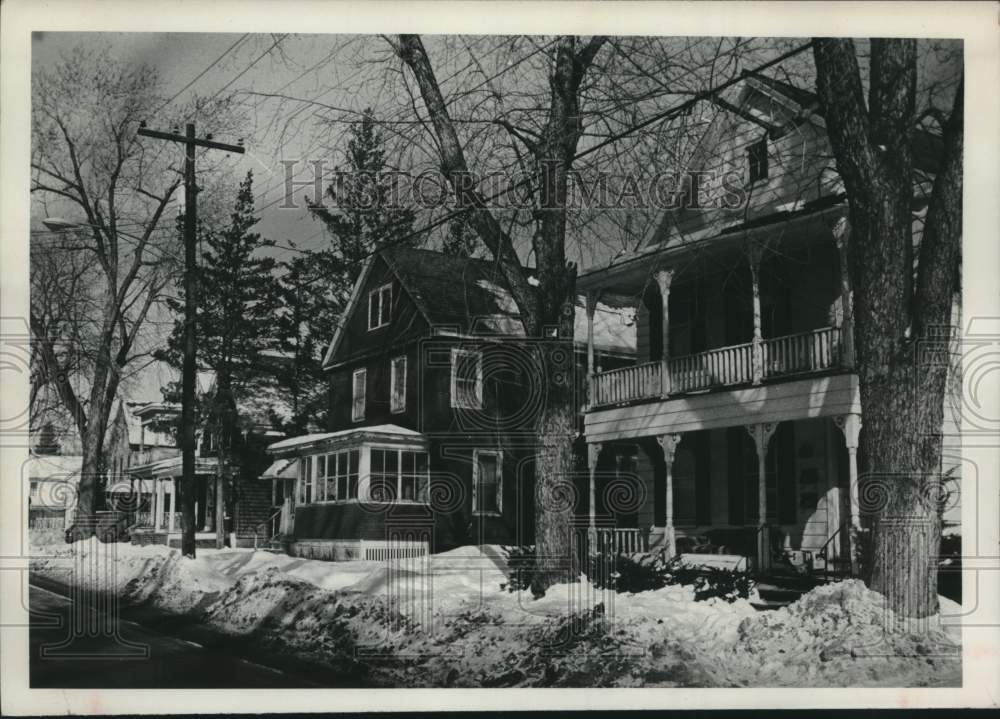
234,476,273,546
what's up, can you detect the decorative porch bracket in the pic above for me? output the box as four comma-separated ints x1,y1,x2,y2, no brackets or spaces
656,433,682,558
654,269,674,397
587,442,602,543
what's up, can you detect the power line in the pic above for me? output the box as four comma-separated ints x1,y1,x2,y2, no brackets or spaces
152,34,250,116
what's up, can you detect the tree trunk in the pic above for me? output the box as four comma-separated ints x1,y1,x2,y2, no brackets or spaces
814,38,963,618
394,34,604,595
530,364,580,594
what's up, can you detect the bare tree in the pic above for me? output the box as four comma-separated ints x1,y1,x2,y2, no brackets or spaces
31,46,185,536
389,34,607,593
813,39,963,617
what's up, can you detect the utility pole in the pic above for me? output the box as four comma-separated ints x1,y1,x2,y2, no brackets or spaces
137,122,244,558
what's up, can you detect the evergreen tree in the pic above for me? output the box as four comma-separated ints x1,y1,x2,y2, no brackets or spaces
156,171,281,546
309,108,417,281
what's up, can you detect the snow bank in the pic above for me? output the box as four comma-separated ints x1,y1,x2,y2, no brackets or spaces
29,532,961,688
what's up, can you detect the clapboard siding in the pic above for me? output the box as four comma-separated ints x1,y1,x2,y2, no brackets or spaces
585,372,859,443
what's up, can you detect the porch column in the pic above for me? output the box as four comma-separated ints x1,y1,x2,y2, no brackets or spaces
585,291,599,409
746,422,777,572
168,478,177,532
747,243,766,385
834,414,862,573
154,478,164,531
587,442,602,543
656,433,682,557
654,269,674,397
833,216,856,368
745,423,777,526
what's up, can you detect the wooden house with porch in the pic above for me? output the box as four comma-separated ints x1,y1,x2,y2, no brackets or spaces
577,72,953,575
128,376,288,548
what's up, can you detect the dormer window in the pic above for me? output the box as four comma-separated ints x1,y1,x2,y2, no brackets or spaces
748,138,768,182
368,283,392,330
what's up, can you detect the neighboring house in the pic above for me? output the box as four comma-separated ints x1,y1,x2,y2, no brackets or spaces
127,376,289,548
26,453,81,529
576,72,958,571
265,247,634,560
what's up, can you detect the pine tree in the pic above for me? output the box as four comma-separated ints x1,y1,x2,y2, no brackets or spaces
156,171,281,549
309,108,417,281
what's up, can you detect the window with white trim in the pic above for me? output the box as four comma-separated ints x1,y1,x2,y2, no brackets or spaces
370,448,430,503
303,448,360,503
473,449,502,515
368,283,392,330
451,348,483,409
390,355,407,413
352,368,366,422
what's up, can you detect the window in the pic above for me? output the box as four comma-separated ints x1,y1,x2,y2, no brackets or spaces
390,355,407,414
473,450,502,515
315,454,328,502
370,448,430,503
451,348,483,409
748,138,768,182
352,368,366,422
337,449,360,500
297,456,314,505
368,283,392,330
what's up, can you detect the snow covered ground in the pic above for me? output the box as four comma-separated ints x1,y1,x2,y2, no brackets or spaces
29,533,961,687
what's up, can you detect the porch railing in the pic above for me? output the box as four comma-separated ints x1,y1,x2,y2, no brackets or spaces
590,326,842,407
762,326,840,379
593,527,647,555
253,507,284,550
592,361,662,407
669,340,756,394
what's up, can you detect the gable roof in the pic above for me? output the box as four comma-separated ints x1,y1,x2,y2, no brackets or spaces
381,247,525,332
322,247,636,369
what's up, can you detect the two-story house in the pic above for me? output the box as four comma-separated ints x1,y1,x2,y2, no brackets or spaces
576,72,956,573
127,376,288,549
264,247,634,560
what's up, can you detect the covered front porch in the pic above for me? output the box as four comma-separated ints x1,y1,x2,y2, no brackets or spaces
583,373,863,576
126,455,233,547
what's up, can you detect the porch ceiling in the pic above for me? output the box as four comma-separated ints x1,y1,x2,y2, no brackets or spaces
577,202,846,301
584,372,859,443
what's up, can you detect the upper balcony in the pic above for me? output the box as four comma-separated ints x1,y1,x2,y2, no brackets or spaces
578,204,855,413
591,325,844,408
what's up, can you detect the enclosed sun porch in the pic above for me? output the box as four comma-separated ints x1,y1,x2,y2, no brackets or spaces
578,208,863,572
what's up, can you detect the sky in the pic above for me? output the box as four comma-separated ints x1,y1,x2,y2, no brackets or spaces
29,32,962,404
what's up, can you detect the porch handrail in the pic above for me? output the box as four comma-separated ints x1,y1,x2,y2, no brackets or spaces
252,507,284,550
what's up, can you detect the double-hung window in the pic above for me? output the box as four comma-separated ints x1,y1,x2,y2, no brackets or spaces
451,348,483,409
352,368,366,422
368,283,392,330
370,448,430,503
473,449,502,515
390,355,407,413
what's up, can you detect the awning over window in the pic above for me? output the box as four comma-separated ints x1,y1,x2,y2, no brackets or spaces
260,457,298,480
